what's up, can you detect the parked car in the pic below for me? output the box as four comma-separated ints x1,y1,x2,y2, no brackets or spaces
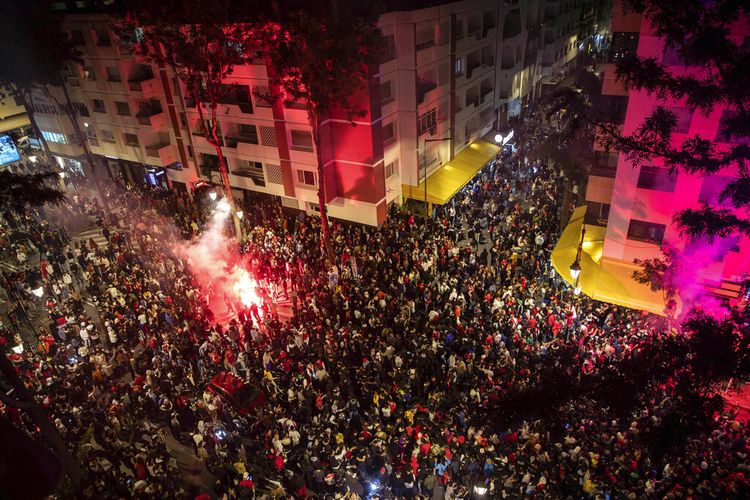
208,372,266,416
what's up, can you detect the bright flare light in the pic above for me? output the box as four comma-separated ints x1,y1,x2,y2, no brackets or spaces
31,286,44,298
216,198,230,213
209,191,218,201
232,268,260,308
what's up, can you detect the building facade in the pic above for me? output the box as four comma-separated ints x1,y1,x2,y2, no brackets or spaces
571,0,750,312
33,0,596,225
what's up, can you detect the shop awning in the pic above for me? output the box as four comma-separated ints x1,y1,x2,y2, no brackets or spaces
551,205,668,315
0,113,29,134
403,139,500,206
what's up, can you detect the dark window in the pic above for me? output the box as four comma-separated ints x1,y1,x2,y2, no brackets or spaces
661,45,683,66
73,102,89,117
92,99,106,113
101,130,115,143
416,26,435,51
106,66,121,82
380,34,396,62
502,10,522,39
627,220,666,245
599,95,629,123
380,81,393,104
70,30,85,46
698,175,734,206
115,101,130,116
385,159,399,178
382,122,395,145
290,130,313,151
454,19,464,40
584,202,610,225
608,32,639,62
665,106,694,133
237,124,259,144
95,30,111,47
715,110,750,144
123,133,139,147
637,166,678,192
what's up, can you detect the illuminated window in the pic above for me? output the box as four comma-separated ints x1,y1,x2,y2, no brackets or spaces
297,170,317,186
627,220,666,245
41,131,68,144
636,166,678,192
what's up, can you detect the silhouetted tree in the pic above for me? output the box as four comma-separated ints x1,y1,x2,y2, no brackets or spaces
0,171,65,214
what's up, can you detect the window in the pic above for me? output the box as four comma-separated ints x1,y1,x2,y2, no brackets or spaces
385,159,399,179
297,170,316,186
637,166,678,192
70,30,85,46
101,129,115,143
123,133,139,147
416,26,435,51
627,220,666,245
698,175,735,206
106,66,121,82
86,128,98,146
454,57,463,75
83,66,96,81
308,202,320,212
92,99,106,113
95,30,111,47
467,15,480,36
380,34,396,62
290,130,313,151
665,106,694,134
454,19,464,40
115,101,130,116
417,109,437,136
380,81,393,104
382,122,395,145
715,110,749,144
584,201,610,225
73,102,90,117
237,124,259,144
661,45,683,66
41,131,68,144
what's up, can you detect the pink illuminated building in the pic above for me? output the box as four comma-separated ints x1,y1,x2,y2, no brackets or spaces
580,1,749,312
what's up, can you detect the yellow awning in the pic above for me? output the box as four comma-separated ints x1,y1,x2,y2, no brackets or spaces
551,205,668,315
403,139,500,205
0,113,30,134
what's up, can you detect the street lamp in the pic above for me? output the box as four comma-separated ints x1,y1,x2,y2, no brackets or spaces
569,260,581,280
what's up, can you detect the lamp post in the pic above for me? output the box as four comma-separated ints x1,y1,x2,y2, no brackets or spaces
569,224,586,296
421,136,451,219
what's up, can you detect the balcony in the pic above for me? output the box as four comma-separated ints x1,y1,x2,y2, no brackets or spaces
136,101,167,129
416,78,438,106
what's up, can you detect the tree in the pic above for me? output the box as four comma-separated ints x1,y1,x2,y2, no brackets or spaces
264,0,383,260
117,0,265,239
557,0,749,242
632,244,682,304
0,171,65,214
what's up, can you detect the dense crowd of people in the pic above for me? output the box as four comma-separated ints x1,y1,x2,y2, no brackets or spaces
1,149,748,499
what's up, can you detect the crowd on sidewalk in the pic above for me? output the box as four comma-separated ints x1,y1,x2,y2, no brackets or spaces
1,150,749,499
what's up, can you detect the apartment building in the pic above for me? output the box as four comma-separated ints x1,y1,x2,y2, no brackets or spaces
553,0,750,313
32,0,593,226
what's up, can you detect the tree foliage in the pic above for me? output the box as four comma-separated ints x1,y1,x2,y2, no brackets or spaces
551,0,749,241
0,171,65,214
632,244,682,300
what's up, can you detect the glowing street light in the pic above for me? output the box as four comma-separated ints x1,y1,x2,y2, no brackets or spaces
494,133,503,144
569,260,581,280
31,286,44,298
574,286,582,295
209,191,218,201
